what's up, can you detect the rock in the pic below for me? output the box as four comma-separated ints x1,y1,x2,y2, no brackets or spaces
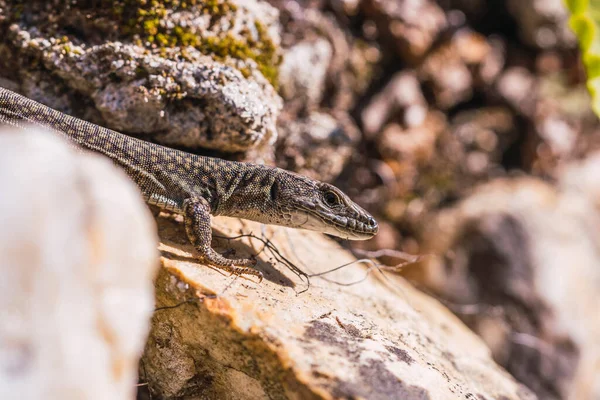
419,171,600,400
0,127,158,399
495,66,595,176
276,111,359,182
496,67,538,119
377,111,445,163
272,4,379,111
361,0,447,63
279,38,332,107
419,29,501,110
420,46,471,110
507,0,576,49
528,74,595,176
139,213,536,399
453,30,506,89
559,152,600,210
361,71,427,138
450,107,517,175
301,9,379,111
1,0,283,153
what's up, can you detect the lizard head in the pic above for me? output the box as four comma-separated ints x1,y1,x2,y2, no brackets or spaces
270,170,379,240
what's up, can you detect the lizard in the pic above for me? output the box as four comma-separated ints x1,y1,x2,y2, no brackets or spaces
0,86,378,281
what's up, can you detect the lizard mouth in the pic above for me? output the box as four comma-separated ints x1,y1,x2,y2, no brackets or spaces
293,210,379,240
324,214,379,240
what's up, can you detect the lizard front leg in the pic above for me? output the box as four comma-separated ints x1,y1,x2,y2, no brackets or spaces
182,197,263,281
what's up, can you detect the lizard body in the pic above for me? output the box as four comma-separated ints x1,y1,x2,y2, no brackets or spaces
0,87,378,280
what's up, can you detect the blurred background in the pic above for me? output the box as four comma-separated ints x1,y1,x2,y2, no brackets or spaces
272,1,599,399
1,1,599,399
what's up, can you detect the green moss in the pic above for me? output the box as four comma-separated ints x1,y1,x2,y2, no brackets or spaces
108,0,279,87
7,0,280,87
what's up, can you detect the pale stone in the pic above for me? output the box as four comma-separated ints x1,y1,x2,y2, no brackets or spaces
0,127,158,400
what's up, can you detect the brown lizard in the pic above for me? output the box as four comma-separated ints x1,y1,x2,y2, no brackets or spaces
0,87,378,280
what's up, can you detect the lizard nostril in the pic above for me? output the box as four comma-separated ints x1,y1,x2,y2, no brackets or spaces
367,217,377,228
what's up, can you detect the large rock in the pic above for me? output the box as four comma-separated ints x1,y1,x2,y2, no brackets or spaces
140,213,535,399
419,166,600,399
1,0,282,154
0,127,158,399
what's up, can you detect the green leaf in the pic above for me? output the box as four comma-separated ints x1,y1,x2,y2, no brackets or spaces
565,0,600,115
564,0,600,116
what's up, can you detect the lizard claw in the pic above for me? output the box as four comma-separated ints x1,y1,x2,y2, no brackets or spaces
228,265,263,283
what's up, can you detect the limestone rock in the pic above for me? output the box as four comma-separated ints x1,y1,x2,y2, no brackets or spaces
0,127,158,399
140,214,535,399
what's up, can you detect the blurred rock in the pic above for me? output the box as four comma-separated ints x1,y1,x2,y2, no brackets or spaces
276,111,359,181
419,42,472,109
496,67,537,117
528,74,596,176
1,0,283,154
331,36,381,111
507,0,576,49
365,105,517,232
0,127,158,399
455,30,506,88
495,67,596,176
361,0,447,63
559,152,600,211
279,37,332,107
419,29,502,110
378,111,445,164
420,172,600,400
361,71,427,138
141,214,535,400
451,107,516,174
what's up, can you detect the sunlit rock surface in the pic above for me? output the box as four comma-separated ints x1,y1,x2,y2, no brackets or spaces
0,127,158,400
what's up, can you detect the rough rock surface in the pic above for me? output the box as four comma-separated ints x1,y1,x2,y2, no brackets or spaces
418,168,600,400
139,214,535,399
0,127,158,399
0,0,282,153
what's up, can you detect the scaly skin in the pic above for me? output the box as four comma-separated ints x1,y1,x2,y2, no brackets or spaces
0,87,378,280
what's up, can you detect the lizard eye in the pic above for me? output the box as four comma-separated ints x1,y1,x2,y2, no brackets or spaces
323,191,341,207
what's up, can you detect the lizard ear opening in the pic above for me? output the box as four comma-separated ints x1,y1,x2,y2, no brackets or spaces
270,180,279,201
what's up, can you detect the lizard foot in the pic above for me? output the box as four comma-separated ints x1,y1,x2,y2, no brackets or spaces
183,197,263,282
202,256,263,282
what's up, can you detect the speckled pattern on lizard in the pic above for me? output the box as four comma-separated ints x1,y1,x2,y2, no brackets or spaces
0,87,378,281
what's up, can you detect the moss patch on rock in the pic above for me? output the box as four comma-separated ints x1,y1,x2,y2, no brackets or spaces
112,0,280,86
6,0,281,87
